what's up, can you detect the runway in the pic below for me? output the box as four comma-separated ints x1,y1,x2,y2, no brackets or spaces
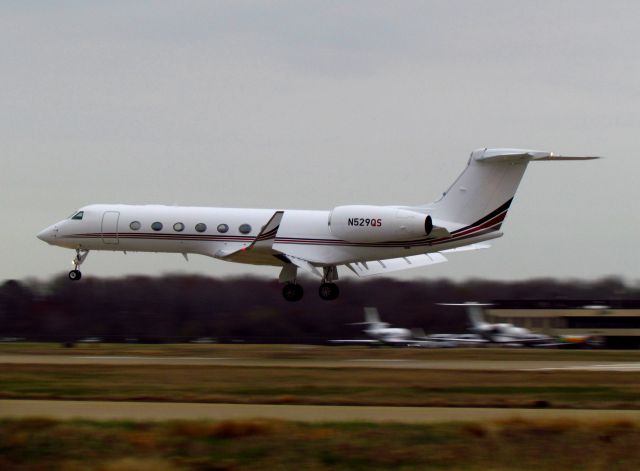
3,353,640,371
3,399,640,423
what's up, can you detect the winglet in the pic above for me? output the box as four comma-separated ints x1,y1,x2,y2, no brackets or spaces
213,210,284,260
247,210,284,250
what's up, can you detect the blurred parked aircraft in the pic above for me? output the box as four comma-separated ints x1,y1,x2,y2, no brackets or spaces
442,302,571,347
332,307,461,347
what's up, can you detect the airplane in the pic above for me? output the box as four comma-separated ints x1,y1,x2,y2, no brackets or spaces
37,148,598,301
331,307,453,347
441,302,566,347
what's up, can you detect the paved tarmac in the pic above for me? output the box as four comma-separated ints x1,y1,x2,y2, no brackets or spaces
3,353,640,371
3,399,640,423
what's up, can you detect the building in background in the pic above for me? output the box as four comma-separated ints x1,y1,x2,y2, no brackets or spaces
486,300,640,348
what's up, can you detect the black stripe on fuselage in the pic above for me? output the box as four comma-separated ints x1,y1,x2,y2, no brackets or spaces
450,198,513,235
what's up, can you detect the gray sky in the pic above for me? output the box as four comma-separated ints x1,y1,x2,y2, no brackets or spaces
1,1,637,283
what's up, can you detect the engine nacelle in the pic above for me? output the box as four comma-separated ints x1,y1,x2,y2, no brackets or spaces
328,205,433,243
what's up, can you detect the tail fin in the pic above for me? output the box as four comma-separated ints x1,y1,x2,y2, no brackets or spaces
427,148,599,228
363,307,381,325
411,327,427,339
467,305,486,329
438,302,493,329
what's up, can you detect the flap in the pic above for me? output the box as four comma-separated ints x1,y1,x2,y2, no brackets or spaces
440,242,491,253
346,252,447,277
281,253,323,278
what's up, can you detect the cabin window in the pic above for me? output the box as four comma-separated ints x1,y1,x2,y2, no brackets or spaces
173,222,185,232
71,211,84,221
151,222,163,231
217,224,229,233
195,223,207,233
239,223,252,234
129,221,141,230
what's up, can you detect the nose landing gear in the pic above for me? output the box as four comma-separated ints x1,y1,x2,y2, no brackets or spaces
68,249,89,281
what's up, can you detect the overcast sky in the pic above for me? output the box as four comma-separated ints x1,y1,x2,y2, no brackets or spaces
1,1,637,284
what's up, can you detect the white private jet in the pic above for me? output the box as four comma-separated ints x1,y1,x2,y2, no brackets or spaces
37,148,597,301
331,307,448,347
442,302,562,346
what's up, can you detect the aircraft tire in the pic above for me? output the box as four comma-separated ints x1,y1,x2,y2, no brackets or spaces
319,282,339,301
282,283,303,302
68,270,82,281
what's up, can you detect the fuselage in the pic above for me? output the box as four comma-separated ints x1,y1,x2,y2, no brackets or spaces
37,203,498,267
36,148,598,301
366,326,413,342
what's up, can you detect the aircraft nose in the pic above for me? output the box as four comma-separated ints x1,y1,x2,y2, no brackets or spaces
37,225,58,243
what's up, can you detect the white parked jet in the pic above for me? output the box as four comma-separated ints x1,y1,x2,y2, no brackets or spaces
443,302,561,346
332,307,447,347
37,148,597,301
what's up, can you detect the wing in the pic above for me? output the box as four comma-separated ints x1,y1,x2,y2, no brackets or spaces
440,243,491,253
345,253,447,277
280,254,323,278
342,243,491,278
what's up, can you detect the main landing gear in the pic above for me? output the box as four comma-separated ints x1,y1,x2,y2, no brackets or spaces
282,283,304,302
68,249,89,281
318,266,339,301
318,282,339,301
279,264,340,302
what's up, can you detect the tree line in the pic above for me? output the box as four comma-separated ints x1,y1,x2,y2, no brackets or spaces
0,274,637,343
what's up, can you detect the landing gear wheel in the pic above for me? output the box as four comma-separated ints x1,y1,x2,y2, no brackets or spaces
319,282,339,301
69,249,89,281
282,283,304,302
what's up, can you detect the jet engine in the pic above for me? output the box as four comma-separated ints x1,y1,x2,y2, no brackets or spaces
328,205,433,243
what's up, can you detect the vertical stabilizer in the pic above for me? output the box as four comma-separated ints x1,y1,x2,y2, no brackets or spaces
426,148,599,229
467,305,486,329
439,302,491,329
428,148,529,227
363,307,381,325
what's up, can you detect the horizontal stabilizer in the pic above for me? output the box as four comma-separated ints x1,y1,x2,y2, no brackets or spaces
475,148,600,163
346,252,447,277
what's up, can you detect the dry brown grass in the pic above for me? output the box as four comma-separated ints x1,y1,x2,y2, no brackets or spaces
165,419,276,439
2,418,640,470
96,458,181,471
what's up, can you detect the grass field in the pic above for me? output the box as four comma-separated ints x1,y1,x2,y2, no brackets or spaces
3,342,640,361
2,344,640,408
1,417,639,470
2,363,640,409
3,344,639,469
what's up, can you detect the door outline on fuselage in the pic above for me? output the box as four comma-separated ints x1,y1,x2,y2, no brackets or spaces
101,211,120,245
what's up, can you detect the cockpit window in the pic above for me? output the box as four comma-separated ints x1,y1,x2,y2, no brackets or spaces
71,211,84,220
